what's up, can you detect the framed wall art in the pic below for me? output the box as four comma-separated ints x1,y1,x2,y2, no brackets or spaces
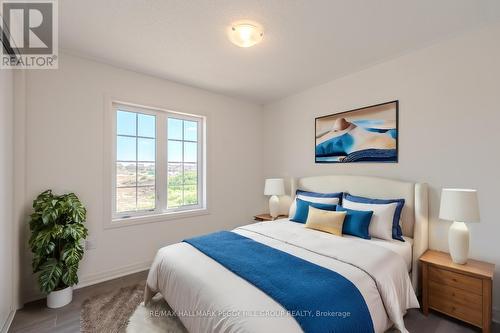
315,100,398,163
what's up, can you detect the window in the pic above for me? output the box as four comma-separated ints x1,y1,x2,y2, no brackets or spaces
116,111,156,213
167,118,199,208
111,102,205,221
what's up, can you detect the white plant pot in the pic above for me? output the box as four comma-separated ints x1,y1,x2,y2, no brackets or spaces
47,286,73,308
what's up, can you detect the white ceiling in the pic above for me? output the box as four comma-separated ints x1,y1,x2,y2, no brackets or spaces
60,0,500,103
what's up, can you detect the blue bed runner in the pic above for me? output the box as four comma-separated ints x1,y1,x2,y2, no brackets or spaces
184,231,374,333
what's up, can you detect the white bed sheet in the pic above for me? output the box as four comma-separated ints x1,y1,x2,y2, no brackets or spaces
146,220,418,333
343,234,413,272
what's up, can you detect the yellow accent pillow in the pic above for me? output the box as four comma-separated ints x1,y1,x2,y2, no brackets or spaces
305,206,346,236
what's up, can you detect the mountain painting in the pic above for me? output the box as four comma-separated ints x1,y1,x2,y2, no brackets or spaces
315,101,398,163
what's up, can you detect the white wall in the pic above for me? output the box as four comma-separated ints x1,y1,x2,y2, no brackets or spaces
20,53,264,301
263,23,500,320
0,69,14,330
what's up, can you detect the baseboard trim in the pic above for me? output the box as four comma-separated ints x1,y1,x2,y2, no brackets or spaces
1,310,16,333
76,260,151,289
24,260,152,304
493,306,500,324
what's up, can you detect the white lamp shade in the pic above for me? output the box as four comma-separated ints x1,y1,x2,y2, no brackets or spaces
439,188,480,223
264,178,285,196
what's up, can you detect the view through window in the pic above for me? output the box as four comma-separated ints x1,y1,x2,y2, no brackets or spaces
113,103,204,219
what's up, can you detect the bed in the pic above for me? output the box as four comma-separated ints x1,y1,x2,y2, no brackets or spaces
145,175,429,333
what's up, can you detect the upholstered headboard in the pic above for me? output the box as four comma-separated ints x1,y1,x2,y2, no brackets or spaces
288,175,428,293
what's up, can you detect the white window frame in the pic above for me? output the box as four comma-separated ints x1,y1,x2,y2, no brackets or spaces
104,99,207,229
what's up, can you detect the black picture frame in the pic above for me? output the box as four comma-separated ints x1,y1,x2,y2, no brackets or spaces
315,100,399,163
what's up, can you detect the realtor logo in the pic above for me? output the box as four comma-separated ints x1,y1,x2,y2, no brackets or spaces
0,0,58,69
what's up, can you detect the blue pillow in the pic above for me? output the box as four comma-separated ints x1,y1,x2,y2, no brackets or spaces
296,189,343,200
291,198,337,224
343,193,405,242
336,206,373,239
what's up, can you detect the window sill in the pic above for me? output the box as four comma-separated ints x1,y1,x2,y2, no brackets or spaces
105,208,209,229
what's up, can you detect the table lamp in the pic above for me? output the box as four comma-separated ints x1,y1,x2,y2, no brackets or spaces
439,188,480,264
264,178,285,218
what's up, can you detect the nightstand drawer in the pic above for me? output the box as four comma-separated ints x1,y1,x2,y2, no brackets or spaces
429,280,482,308
429,292,482,326
428,266,482,295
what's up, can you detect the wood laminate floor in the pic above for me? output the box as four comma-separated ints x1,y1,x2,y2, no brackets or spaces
8,270,500,333
9,271,148,333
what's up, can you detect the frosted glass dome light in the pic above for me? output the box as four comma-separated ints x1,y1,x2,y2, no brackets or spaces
228,22,264,48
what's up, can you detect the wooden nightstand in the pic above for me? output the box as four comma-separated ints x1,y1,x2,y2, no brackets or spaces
253,214,288,222
420,250,495,333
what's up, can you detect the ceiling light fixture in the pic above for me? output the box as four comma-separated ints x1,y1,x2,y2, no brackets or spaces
228,21,264,48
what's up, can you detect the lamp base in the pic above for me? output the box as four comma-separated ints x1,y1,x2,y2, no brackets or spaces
269,195,280,218
448,221,469,264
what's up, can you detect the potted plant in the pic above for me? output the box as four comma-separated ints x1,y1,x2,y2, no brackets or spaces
28,190,88,308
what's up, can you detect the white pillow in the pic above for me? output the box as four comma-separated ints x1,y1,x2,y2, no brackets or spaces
342,199,398,241
296,193,340,205
288,194,341,218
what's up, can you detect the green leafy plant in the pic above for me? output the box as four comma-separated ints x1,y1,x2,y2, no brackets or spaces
28,190,88,294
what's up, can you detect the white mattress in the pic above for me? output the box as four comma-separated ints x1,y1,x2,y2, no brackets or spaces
146,220,419,333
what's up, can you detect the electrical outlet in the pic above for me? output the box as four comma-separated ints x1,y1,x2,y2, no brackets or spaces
85,239,97,250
